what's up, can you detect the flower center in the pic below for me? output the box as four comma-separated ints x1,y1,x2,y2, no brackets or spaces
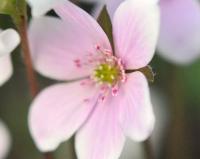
77,45,127,100
90,47,126,88
94,63,120,85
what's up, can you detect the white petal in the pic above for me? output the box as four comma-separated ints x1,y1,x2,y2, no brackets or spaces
29,82,99,152
0,120,11,159
0,29,20,57
113,0,160,69
0,55,13,86
76,94,125,159
29,1,111,81
119,72,155,141
120,140,144,159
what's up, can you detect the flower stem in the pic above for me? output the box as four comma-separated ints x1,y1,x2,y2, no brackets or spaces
143,139,155,159
16,13,55,159
17,15,39,97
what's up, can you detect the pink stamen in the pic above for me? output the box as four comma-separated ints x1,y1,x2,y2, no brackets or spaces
83,98,90,103
95,44,101,50
77,44,127,101
112,85,119,96
104,49,112,56
100,96,106,102
74,59,82,68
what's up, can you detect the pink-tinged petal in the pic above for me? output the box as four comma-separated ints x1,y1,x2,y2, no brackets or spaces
119,72,155,141
29,16,101,80
28,82,98,152
0,29,20,56
0,55,13,86
106,0,160,18
54,1,111,50
29,13,111,81
27,0,65,17
75,95,125,159
120,139,143,159
0,120,11,159
86,0,117,19
113,0,159,69
106,0,123,19
158,0,200,65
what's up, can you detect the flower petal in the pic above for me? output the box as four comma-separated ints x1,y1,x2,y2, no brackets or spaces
120,139,143,159
27,0,65,17
54,1,111,50
106,0,160,18
106,0,123,19
75,96,125,159
0,55,13,86
113,0,159,69
29,13,111,81
0,120,11,159
28,81,98,152
0,29,20,57
157,0,200,65
119,72,155,141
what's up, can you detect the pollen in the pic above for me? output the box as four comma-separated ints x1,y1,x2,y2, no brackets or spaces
94,63,120,85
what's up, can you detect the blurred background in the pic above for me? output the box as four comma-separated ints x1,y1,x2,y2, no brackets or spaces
0,1,200,159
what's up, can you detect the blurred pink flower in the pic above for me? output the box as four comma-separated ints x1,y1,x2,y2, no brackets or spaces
0,120,11,159
158,0,200,65
28,0,159,158
0,29,20,86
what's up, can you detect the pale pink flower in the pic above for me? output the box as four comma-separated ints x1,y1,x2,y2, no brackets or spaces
158,0,200,65
0,29,20,86
0,120,11,159
28,0,159,158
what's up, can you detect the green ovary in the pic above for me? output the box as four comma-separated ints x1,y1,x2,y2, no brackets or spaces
94,63,119,84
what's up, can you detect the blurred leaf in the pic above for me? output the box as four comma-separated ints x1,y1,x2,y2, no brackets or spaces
0,0,26,25
0,0,16,15
97,6,114,53
139,65,155,82
126,65,155,82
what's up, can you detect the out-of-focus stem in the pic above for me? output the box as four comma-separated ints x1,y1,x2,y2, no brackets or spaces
164,67,188,159
16,13,55,159
44,153,55,159
17,15,39,97
158,66,189,159
143,139,155,159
